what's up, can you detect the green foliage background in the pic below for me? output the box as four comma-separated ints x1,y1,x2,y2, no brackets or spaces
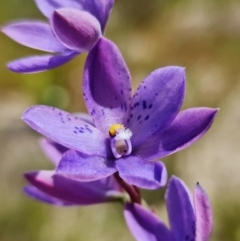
0,0,240,240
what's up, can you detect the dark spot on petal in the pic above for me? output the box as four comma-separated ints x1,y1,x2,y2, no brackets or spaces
68,117,71,121
78,130,84,133
115,97,118,100
123,102,127,112
137,115,141,120
142,101,147,109
144,86,147,89
102,109,105,115
185,235,189,240
75,116,78,120
59,112,62,116
85,127,93,133
73,130,78,134
148,104,153,109
145,115,149,120
120,89,123,95
155,93,158,96
120,103,123,110
134,102,139,108
130,114,133,118
118,72,120,75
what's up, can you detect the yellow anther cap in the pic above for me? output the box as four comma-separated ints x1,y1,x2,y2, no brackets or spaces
109,124,124,137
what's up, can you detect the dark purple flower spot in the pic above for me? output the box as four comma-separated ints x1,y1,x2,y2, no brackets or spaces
118,72,120,75
120,89,123,95
134,102,139,108
148,104,153,109
78,130,84,133
123,102,127,112
58,112,62,116
144,115,149,120
68,117,71,121
142,101,147,109
115,97,118,100
130,114,133,118
73,130,78,134
185,235,189,240
144,86,147,89
85,127,93,133
74,126,79,129
137,115,141,120
75,116,78,120
102,109,105,115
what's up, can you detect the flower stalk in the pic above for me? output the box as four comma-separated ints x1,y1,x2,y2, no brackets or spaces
114,172,141,204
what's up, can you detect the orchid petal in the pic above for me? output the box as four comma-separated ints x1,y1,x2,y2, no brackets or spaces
50,9,101,51
7,51,78,73
39,138,68,165
73,113,94,126
124,203,172,241
116,156,167,190
194,183,213,241
25,170,119,205
35,0,114,31
24,185,73,205
136,108,218,161
83,37,131,135
22,105,110,157
2,21,66,52
34,0,84,17
129,66,185,149
56,150,116,181
85,0,115,31
165,176,195,241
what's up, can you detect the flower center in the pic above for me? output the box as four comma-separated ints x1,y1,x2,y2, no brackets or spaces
109,124,133,159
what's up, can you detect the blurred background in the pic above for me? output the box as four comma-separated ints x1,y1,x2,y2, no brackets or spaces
1,0,240,240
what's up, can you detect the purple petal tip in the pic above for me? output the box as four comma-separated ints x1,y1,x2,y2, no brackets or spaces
51,8,101,52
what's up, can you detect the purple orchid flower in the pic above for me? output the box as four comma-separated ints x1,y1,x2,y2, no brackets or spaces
124,176,213,241
22,37,218,190
25,137,126,206
2,0,114,73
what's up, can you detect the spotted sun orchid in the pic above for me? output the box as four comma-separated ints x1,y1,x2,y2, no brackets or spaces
1,0,114,73
24,136,127,206
22,37,218,190
124,176,213,241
